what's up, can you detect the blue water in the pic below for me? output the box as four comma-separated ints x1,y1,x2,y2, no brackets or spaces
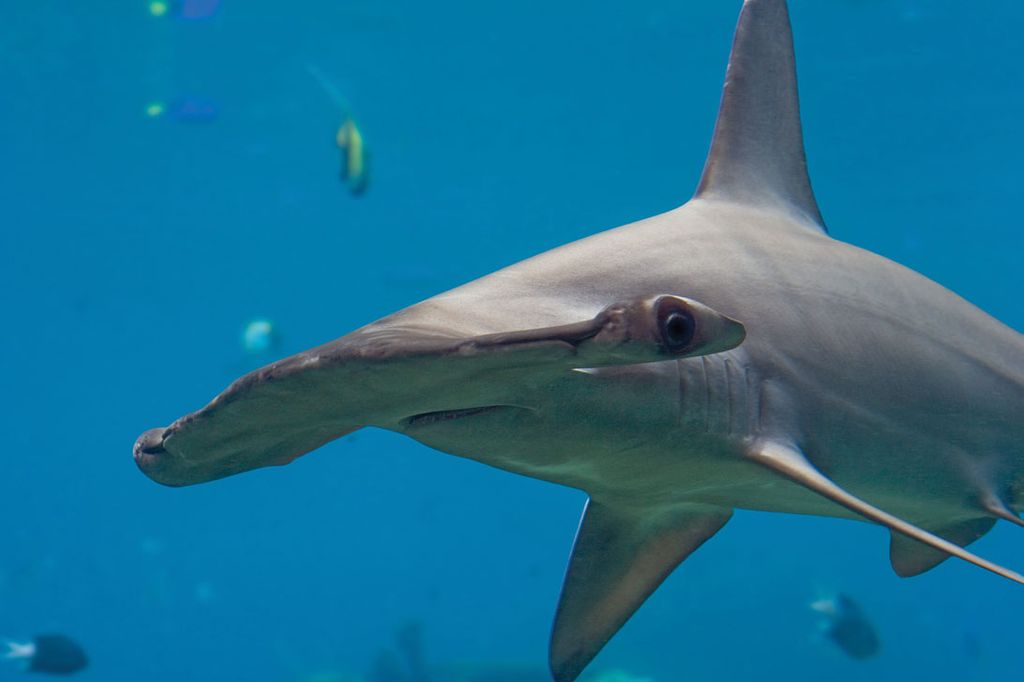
2,1,1022,680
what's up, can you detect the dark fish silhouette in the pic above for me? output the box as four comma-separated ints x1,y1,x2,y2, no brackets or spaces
167,95,219,123
3,634,89,675
812,594,881,660
177,0,220,20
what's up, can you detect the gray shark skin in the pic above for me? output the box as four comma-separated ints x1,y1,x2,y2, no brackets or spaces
134,1,1024,680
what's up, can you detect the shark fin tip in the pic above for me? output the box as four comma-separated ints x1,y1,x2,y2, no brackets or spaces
981,492,1024,528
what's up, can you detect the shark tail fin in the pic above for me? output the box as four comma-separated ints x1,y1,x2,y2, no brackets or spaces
746,440,1024,585
549,500,730,682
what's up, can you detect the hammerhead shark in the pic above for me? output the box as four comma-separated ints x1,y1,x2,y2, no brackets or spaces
134,0,1024,679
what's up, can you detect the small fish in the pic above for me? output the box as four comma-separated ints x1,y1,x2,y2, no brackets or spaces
811,594,881,660
167,95,220,123
3,633,89,675
307,64,370,196
336,118,370,195
145,96,219,124
148,0,221,20
241,318,279,355
176,0,220,20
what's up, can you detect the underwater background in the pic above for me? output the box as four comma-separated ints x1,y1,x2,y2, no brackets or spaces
2,0,1022,679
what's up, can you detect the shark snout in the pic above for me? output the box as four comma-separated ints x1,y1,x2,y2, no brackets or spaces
133,427,192,487
133,428,168,468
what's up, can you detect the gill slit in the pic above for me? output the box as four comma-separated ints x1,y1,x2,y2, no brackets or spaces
701,356,711,433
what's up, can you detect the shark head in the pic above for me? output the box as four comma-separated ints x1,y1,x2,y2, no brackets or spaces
135,290,745,488
134,1,1024,680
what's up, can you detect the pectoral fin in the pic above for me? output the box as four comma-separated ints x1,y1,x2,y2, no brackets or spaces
745,440,1024,585
889,518,996,577
549,500,731,682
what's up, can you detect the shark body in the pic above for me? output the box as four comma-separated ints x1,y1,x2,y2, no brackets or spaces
134,1,1024,679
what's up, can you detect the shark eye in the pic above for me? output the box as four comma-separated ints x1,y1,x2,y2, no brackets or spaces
657,302,696,352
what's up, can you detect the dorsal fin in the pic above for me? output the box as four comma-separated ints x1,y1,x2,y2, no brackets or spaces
694,0,825,232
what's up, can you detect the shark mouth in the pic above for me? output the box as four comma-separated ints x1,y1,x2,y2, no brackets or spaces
404,405,508,428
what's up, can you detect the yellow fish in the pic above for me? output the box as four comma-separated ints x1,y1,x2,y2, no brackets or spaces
336,118,369,196
307,64,371,197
